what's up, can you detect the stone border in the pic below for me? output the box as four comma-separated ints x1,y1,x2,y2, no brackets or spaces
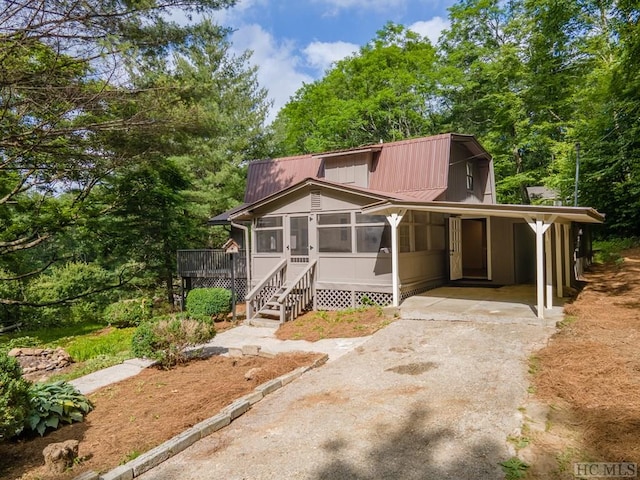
73,348,328,480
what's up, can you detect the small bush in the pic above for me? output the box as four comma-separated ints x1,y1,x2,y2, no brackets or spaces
0,351,31,440
104,298,153,328
186,288,231,320
132,314,216,368
25,381,93,436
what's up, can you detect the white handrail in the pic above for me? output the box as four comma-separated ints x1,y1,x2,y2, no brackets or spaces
245,258,287,301
277,260,317,303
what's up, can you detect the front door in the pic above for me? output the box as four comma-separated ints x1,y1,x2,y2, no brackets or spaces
449,217,463,280
288,216,309,277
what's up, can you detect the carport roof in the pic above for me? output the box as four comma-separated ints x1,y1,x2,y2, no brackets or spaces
361,199,605,224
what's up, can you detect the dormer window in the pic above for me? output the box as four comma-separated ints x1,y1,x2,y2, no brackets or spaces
466,161,474,191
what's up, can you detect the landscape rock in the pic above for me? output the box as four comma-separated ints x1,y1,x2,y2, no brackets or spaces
244,367,263,380
10,346,74,379
43,439,79,474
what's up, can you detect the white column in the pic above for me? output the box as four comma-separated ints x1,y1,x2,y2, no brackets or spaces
554,224,563,298
563,224,571,289
545,227,553,309
526,216,554,318
386,210,405,307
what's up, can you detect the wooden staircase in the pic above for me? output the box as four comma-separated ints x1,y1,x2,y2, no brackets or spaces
246,260,316,326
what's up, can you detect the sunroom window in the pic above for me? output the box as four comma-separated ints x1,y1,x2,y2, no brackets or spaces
355,213,391,253
255,216,283,253
317,213,351,252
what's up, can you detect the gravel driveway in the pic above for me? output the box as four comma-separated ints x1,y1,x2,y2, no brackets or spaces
139,318,553,480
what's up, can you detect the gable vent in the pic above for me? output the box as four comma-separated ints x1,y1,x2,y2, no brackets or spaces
311,190,322,211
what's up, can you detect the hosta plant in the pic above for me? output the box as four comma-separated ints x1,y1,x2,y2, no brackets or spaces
26,381,94,436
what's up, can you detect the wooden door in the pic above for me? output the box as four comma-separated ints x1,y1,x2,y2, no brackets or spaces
449,217,463,280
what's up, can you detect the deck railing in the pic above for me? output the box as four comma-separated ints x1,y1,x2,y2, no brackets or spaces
246,259,287,319
177,249,247,278
277,260,316,323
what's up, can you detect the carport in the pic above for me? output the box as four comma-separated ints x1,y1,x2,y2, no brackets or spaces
362,201,605,318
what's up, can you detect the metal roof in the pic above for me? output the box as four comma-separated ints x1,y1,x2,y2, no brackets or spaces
208,203,249,225
244,154,320,203
243,133,487,204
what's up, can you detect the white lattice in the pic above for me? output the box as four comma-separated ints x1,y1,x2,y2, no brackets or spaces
400,286,430,302
191,278,247,299
355,291,392,307
316,289,352,310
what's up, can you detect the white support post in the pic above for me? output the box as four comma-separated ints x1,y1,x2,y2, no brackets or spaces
545,227,553,309
563,224,571,289
526,216,554,319
386,210,405,307
554,224,564,298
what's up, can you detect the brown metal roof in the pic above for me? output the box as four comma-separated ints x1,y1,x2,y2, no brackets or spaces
244,154,320,203
368,134,451,196
244,133,487,204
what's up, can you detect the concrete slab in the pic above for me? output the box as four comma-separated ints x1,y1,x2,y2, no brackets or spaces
401,285,564,327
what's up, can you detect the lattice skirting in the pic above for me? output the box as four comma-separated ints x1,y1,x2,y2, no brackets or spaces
190,277,247,299
316,289,392,310
400,286,431,302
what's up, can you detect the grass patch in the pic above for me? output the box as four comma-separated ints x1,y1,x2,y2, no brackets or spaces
0,322,106,346
1,322,136,381
60,327,135,361
500,457,529,480
593,237,640,264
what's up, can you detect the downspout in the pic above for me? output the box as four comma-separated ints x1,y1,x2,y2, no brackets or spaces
230,220,251,291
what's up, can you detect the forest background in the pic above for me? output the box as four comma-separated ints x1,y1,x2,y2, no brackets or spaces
1,0,638,328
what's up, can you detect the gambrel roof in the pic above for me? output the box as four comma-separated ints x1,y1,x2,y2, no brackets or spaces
243,133,491,204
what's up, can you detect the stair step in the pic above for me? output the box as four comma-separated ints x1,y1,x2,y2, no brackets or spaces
246,318,280,328
258,308,281,317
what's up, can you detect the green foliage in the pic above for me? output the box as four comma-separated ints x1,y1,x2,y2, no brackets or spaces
132,314,216,368
0,351,31,440
24,262,115,327
25,381,93,436
593,238,640,265
62,328,135,362
0,322,105,348
500,457,529,480
0,336,40,352
104,298,153,328
186,288,232,320
274,23,440,154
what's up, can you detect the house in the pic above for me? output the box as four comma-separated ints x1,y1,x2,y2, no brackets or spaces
211,133,604,322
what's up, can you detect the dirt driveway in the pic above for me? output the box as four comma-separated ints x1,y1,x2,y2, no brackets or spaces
139,317,553,480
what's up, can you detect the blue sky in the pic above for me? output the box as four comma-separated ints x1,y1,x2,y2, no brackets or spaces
205,0,456,122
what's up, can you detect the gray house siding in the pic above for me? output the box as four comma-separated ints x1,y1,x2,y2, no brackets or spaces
444,143,493,204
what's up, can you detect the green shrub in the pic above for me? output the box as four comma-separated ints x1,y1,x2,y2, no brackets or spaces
0,351,31,440
186,288,231,320
0,336,41,353
104,298,153,328
132,314,216,368
25,381,93,436
25,262,115,327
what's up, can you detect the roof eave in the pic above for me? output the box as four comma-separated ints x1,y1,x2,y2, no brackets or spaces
361,200,605,224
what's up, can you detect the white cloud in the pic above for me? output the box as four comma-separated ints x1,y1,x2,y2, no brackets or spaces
408,16,450,45
303,41,359,73
315,0,405,14
230,24,313,123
